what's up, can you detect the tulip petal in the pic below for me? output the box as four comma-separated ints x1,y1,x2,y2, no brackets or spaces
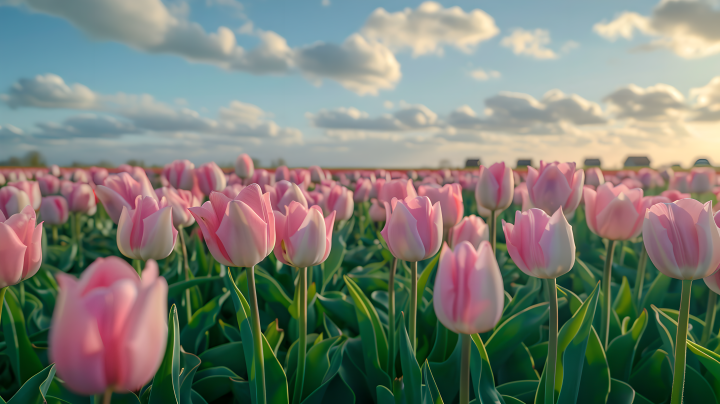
96,185,132,224
287,207,327,267
0,222,27,288
138,206,177,261
217,200,267,267
596,193,640,240
386,201,426,262
538,209,575,278
116,207,138,260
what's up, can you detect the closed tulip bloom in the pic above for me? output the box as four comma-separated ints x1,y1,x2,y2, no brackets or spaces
275,166,290,182
235,153,254,179
0,205,43,288
291,169,311,189
689,168,716,194
433,241,504,334
251,169,275,192
513,182,527,206
96,173,158,224
503,208,575,279
155,187,200,228
220,184,244,199
381,196,442,262
585,167,605,187
90,167,109,186
660,167,674,182
379,179,417,204
661,189,691,202
370,177,384,199
475,162,514,212
266,181,308,213
7,170,27,182
8,181,41,210
419,183,464,228
448,215,488,250
71,169,90,183
703,213,720,290
325,184,354,221
638,168,665,189
273,202,335,268
49,257,168,395
188,184,275,268
309,165,325,183
643,199,720,280
0,172,4,186
354,178,372,203
195,162,227,196
584,183,644,240
49,164,61,177
163,160,195,190
117,196,178,261
40,196,69,225
0,186,31,218
669,172,690,193
369,199,386,222
526,161,584,217
38,175,61,196
61,182,97,215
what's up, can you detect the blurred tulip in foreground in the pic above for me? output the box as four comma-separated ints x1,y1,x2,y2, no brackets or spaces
117,196,177,261
273,202,334,268
0,186,31,218
0,205,42,288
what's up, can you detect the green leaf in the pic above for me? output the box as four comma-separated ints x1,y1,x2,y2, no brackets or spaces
399,315,421,404
574,329,610,404
264,319,285,355
497,380,538,404
2,288,44,385
300,336,340,402
486,303,549,370
7,364,55,404
685,365,718,404
218,319,243,342
640,274,671,314
322,223,349,290
628,349,673,403
426,320,458,363
316,292,358,333
240,318,290,404
607,309,648,382
149,305,180,404
688,339,720,380
198,342,246,379
429,335,463,403
178,352,202,404
606,378,634,404
416,253,440,310
167,277,222,297
500,277,541,324
612,277,636,320
180,291,230,354
255,268,293,309
300,339,353,404
470,333,505,404
421,360,444,404
376,386,395,404
192,367,238,402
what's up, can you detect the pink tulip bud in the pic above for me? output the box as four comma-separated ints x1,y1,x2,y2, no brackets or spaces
584,183,644,241
309,165,325,183
526,161,584,217
354,178,372,203
513,182,527,206
155,187,200,228
220,184,245,199
325,184,354,221
195,162,227,196
49,257,168,395
61,182,97,215
370,177,384,199
379,179,417,204
638,168,664,189
448,215,488,250
117,196,178,261
273,202,335,268
235,154,254,179
70,169,90,183
418,183,464,228
7,181,41,211
369,199,386,222
475,162,514,212
266,181,308,213
503,208,575,279
643,199,720,280
381,196,442,262
189,185,275,267
585,167,605,187
689,168,716,194
38,175,61,196
0,186,32,218
0,205,42,287
659,167,674,182
90,167,109,186
433,241,504,334
163,160,195,190
660,189,691,202
251,169,275,192
40,196,69,225
669,172,690,193
291,169,311,189
275,166,290,182
49,164,61,177
96,173,158,224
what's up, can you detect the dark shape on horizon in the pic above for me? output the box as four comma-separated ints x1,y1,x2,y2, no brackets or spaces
624,156,651,167
584,158,601,167
465,158,481,168
694,158,711,166
516,159,532,168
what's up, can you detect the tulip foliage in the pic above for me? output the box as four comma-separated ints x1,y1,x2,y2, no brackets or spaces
1,162,720,404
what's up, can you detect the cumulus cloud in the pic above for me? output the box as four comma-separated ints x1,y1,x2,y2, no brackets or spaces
0,124,25,139
594,0,720,58
469,69,501,81
34,114,140,138
604,83,686,120
361,1,499,56
501,29,558,59
309,104,438,131
689,76,720,121
1,74,97,109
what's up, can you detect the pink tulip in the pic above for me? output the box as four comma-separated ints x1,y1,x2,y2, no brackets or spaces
266,181,308,213
6,170,26,182
643,199,720,280
40,196,69,225
448,215,488,250
638,168,664,189
275,166,290,182
354,178,372,203
235,154,254,179
704,213,720,290
641,195,672,211
189,185,275,267
49,257,168,395
661,189,691,202
689,168,716,194
379,179,417,204
7,181,41,210
163,160,195,190
273,202,334,267
38,175,61,196
513,183,527,206
291,169,311,189
584,183,644,240
155,187,200,228
418,183,464,228
381,196,442,262
70,169,90,183
90,167,109,186
0,205,42,287
0,172,4,186
526,161,584,217
669,172,690,193
0,186,31,218
220,184,245,199
475,162,514,212
196,162,227,196
370,177,384,200
49,164,61,177
433,241,504,334
369,199,386,222
325,184,354,221
61,182,97,215
250,169,275,192
585,167,605,187
117,196,177,261
309,165,325,183
503,208,575,279
96,173,158,224
659,167,674,182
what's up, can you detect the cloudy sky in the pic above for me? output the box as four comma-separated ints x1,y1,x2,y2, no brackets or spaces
1,0,720,168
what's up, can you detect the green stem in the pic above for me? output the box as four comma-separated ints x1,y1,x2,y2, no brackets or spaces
75,212,84,269
410,261,418,354
702,291,717,346
459,333,471,404
387,258,398,379
546,278,558,404
178,226,193,323
634,244,648,305
0,287,7,325
618,241,626,265
101,387,112,404
132,259,142,277
292,267,307,404
671,279,692,404
489,210,497,254
52,225,58,245
601,239,617,350
246,266,267,404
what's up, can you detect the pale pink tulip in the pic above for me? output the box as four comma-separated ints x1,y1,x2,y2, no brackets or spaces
433,241,504,334
659,167,674,182
163,160,195,190
661,189,691,202
513,182,527,206
475,162,514,212
38,175,61,196
7,181,41,210
381,196,442,262
309,165,325,183
155,187,200,228
291,169,311,189
638,168,664,189
526,161,584,217
235,154,254,179
669,172,690,193
266,181,308,213
275,166,290,182
49,164,61,177
49,257,168,395
40,196,69,225
96,173,158,224
273,202,334,267
419,183,464,228
369,199,386,222
448,215,488,250
61,182,97,215
250,169,275,192
0,205,42,287
325,184,354,221
585,167,605,187
690,168,717,194
90,167,109,186
641,195,672,211
643,199,720,280
370,177,384,200
584,183,644,240
379,179,417,204
0,187,31,218
117,196,177,261
220,184,245,199
354,178,372,203
196,162,227,196
189,185,275,267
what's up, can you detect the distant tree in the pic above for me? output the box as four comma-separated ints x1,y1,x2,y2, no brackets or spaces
270,158,287,168
0,151,46,167
126,159,145,167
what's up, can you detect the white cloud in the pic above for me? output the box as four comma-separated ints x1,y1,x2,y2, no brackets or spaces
0,124,25,139
604,83,686,120
321,0,330,6
383,101,394,109
34,114,140,138
309,104,438,132
561,40,579,53
594,0,720,58
689,76,720,121
501,29,558,59
469,69,501,81
361,1,499,56
1,74,97,109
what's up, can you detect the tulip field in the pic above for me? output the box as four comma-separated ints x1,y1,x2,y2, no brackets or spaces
1,158,720,404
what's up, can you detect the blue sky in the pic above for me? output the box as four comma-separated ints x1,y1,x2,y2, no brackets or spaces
1,0,720,168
